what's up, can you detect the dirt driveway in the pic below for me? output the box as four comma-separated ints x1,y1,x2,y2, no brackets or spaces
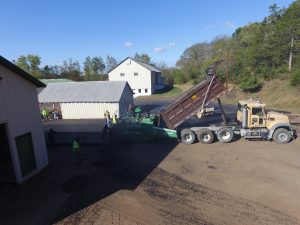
1,138,300,225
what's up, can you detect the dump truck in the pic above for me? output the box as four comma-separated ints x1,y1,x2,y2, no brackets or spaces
113,61,295,144
158,61,295,144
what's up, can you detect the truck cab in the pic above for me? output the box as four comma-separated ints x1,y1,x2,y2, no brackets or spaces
237,100,267,128
237,99,294,143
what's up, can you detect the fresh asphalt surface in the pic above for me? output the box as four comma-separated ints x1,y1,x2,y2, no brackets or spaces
44,99,238,146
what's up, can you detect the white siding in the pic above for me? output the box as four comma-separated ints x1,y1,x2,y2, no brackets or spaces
61,103,119,119
109,58,152,97
0,65,48,183
119,85,134,116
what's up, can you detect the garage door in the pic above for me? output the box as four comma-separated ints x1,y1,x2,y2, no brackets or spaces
15,133,37,178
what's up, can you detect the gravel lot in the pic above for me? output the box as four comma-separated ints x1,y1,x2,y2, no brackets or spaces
1,137,300,225
55,139,300,225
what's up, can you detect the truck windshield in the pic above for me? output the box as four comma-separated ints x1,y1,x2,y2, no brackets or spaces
252,107,264,116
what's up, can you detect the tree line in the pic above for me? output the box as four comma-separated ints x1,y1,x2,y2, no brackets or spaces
13,52,160,82
171,1,300,91
13,55,118,81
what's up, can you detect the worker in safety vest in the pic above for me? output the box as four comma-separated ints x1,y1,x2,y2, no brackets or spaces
112,114,118,125
42,108,48,122
104,110,111,127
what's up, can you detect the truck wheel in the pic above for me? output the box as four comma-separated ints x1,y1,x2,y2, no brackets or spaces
197,129,214,144
180,129,195,144
217,128,234,143
273,128,291,144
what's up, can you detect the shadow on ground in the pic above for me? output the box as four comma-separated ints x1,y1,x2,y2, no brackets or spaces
0,137,177,225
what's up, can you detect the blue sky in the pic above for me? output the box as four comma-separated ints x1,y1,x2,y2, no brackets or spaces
0,0,295,67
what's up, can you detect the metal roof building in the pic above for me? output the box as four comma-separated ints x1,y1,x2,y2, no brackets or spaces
0,55,48,184
38,81,133,119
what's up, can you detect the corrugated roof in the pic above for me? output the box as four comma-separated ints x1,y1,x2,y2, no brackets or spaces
0,55,45,87
38,81,130,103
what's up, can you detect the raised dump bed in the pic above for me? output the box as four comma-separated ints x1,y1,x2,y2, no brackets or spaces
160,75,227,130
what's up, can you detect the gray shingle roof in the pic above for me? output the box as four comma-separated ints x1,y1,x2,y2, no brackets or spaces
134,59,161,72
108,57,161,73
38,81,130,103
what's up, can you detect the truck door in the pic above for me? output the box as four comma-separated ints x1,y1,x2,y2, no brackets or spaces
250,107,265,127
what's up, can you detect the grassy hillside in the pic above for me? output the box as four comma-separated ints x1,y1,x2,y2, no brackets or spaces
221,79,300,113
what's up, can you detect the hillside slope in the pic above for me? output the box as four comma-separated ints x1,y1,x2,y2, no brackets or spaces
222,79,300,113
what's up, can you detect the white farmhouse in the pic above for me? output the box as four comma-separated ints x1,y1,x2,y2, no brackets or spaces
38,81,133,119
0,56,48,184
108,57,164,97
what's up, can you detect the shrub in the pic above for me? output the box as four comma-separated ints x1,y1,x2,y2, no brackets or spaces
172,69,186,84
290,69,300,87
239,75,262,92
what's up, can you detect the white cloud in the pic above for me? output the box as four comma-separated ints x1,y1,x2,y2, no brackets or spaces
224,20,236,29
124,41,133,48
154,42,176,53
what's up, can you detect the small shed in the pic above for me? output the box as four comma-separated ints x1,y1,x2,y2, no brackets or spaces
38,81,133,119
0,55,48,183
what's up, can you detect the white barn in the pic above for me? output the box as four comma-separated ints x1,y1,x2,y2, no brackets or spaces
38,81,133,119
108,57,164,97
0,56,48,184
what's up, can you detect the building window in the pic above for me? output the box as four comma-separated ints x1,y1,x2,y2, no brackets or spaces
138,89,141,93
120,73,125,76
145,89,148,93
134,72,138,76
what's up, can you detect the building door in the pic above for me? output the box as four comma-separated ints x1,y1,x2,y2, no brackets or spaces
0,123,16,182
15,133,37,178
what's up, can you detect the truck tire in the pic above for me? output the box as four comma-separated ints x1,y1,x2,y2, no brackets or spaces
273,128,291,144
217,128,234,143
180,129,195,144
197,129,214,144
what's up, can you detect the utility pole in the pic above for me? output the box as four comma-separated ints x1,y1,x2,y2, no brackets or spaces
226,48,230,89
288,34,294,76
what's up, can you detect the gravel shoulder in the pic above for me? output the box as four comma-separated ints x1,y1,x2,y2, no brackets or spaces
55,139,300,225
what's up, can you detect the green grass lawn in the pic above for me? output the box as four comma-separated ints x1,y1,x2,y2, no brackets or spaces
221,79,300,114
137,84,193,101
153,86,183,97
